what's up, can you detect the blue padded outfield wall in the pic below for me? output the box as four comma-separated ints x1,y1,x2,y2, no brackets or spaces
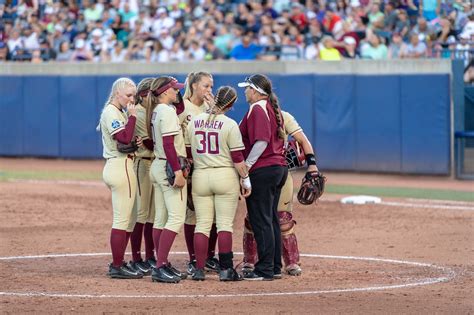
0,74,450,174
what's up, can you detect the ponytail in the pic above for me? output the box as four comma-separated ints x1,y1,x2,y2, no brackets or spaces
269,92,285,140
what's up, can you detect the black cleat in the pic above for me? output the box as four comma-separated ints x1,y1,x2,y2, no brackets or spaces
205,257,220,273
108,263,143,279
151,266,181,283
192,268,205,281
129,260,152,276
187,260,197,275
146,257,157,269
167,263,187,280
219,268,243,282
243,271,273,281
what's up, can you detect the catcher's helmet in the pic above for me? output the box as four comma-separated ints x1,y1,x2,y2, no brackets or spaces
285,139,306,170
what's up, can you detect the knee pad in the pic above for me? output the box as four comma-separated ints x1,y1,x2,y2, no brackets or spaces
278,211,295,236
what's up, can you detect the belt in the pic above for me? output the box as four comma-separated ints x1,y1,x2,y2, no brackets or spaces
137,157,154,161
106,154,134,160
158,158,167,161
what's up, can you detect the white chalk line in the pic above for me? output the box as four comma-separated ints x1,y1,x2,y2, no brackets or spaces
405,198,474,206
380,201,473,211
0,252,455,299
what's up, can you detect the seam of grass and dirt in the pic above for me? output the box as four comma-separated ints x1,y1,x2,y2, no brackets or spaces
2,169,473,202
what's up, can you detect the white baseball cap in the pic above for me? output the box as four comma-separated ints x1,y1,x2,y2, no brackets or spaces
344,36,356,45
237,76,268,95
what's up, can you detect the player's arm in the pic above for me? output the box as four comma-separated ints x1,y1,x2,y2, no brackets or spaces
231,150,251,197
113,104,137,144
293,131,319,172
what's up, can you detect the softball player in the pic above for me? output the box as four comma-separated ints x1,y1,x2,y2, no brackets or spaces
128,78,156,276
186,86,250,281
179,72,220,274
144,76,187,284
238,74,288,281
243,110,319,276
99,77,142,279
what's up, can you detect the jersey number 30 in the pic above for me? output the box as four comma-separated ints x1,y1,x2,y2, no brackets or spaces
195,131,220,154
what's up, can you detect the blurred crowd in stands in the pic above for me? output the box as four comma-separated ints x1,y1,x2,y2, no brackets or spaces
0,0,473,77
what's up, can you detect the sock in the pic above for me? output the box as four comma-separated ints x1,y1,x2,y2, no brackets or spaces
130,222,144,262
156,229,177,268
144,222,155,260
207,223,218,258
218,231,232,254
184,224,196,261
194,232,209,269
152,228,162,261
110,228,127,267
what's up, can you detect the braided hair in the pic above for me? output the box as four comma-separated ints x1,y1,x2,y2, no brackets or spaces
183,71,213,101
207,86,237,123
135,77,154,105
248,74,285,140
144,76,174,140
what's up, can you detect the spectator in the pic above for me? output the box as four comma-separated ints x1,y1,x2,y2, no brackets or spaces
464,59,474,84
7,28,24,54
455,32,471,64
388,32,406,58
367,2,384,29
319,36,342,60
420,0,441,21
109,40,127,62
394,9,411,40
384,2,398,32
204,38,225,60
412,17,434,42
30,48,43,63
88,28,106,61
0,41,8,61
128,38,147,61
323,8,344,39
259,35,281,61
149,40,169,63
304,37,319,60
71,38,93,61
169,40,185,61
341,36,359,58
290,3,308,32
401,33,427,58
56,41,73,61
361,33,388,59
230,31,261,60
152,7,174,38
118,2,136,24
186,39,206,61
84,1,102,23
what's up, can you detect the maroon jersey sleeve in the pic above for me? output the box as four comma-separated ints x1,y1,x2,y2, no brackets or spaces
247,105,271,145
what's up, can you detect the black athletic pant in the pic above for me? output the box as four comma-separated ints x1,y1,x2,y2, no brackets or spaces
246,165,288,278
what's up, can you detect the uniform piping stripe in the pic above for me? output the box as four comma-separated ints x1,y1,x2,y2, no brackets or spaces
136,159,142,196
125,159,131,199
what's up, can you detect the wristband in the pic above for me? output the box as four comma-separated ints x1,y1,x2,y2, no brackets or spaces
242,176,252,190
306,153,316,166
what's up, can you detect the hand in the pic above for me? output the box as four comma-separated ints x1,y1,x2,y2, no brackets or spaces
307,165,318,172
127,103,137,117
203,92,215,107
136,136,143,147
240,185,251,198
173,170,186,188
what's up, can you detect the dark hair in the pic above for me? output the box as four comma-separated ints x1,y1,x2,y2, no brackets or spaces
248,74,285,140
135,77,154,105
207,86,237,123
144,76,174,139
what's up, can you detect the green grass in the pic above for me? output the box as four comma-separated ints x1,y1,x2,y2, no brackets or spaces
326,184,474,202
1,169,472,202
0,170,102,181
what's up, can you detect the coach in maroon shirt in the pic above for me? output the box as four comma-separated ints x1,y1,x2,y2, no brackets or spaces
238,74,288,281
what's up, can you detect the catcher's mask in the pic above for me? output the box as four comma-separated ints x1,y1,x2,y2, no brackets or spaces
285,138,306,170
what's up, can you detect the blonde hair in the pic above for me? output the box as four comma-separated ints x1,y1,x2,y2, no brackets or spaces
183,71,213,101
96,77,136,131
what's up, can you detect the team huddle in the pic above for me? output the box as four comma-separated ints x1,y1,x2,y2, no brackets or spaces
99,72,324,283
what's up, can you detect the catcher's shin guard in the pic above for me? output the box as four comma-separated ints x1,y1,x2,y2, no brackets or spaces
243,216,257,266
279,211,300,269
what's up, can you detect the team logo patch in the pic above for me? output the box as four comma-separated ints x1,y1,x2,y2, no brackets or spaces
111,120,121,129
